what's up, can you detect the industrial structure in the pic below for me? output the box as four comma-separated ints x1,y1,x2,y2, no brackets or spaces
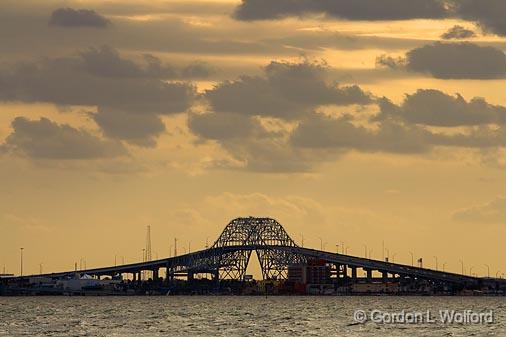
1,217,505,296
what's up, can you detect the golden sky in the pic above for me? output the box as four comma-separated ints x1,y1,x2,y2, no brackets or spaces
1,0,506,278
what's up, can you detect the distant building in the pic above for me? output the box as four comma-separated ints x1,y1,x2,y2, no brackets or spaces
288,259,331,285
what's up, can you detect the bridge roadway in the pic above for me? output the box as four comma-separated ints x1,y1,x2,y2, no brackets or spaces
27,245,481,286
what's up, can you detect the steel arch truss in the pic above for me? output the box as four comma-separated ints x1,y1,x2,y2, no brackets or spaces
199,217,306,280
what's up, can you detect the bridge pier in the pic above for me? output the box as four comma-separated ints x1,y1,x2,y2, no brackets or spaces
366,269,372,282
351,267,357,281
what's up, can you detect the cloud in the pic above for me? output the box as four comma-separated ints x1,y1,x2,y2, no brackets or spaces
1,117,126,159
205,59,371,120
203,192,325,226
188,112,266,141
78,46,177,79
92,108,166,148
234,0,449,21
453,196,506,224
0,47,197,145
454,0,506,36
290,114,431,154
405,42,506,79
0,47,196,113
441,25,476,39
49,8,111,28
374,89,506,127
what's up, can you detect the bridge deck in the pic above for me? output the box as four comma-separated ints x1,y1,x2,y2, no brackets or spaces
20,245,485,286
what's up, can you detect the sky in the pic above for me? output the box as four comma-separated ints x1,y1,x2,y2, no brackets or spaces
1,0,506,278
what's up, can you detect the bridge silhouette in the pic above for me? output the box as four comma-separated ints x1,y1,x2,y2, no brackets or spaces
29,217,489,288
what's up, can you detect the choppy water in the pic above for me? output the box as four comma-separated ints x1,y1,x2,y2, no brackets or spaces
1,296,505,336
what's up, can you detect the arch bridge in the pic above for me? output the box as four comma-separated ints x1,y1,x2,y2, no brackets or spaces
29,217,488,289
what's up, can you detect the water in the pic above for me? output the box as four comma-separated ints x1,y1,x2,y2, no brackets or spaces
0,296,505,336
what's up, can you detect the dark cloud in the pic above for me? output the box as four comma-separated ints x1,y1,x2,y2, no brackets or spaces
375,55,406,69
0,47,197,146
188,112,265,141
405,42,506,79
0,48,196,114
454,0,506,36
181,62,214,79
441,25,476,39
234,0,449,21
93,108,166,148
374,89,506,126
290,114,431,154
291,111,506,154
79,46,177,79
49,8,111,28
1,117,126,159
205,60,371,120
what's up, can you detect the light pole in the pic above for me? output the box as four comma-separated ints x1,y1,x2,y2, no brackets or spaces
368,249,373,259
459,259,464,275
300,233,304,247
382,241,385,261
469,266,474,277
433,256,438,271
336,244,339,254
385,249,390,262
363,245,368,258
496,271,501,278
318,237,323,250
484,264,490,278
20,248,24,277
409,251,414,267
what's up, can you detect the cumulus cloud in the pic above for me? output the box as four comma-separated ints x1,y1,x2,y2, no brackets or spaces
49,8,111,28
0,47,197,145
405,42,506,79
441,25,476,39
1,117,126,159
453,196,506,224
188,112,266,141
454,0,506,36
92,108,166,147
234,0,448,21
205,59,371,120
79,46,177,79
374,89,506,126
290,114,431,154
291,111,506,153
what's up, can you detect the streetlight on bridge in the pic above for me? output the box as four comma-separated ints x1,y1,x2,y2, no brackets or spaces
20,248,24,277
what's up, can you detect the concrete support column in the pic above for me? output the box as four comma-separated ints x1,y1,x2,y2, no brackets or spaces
153,269,159,280
366,269,372,282
351,267,357,281
382,271,388,283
